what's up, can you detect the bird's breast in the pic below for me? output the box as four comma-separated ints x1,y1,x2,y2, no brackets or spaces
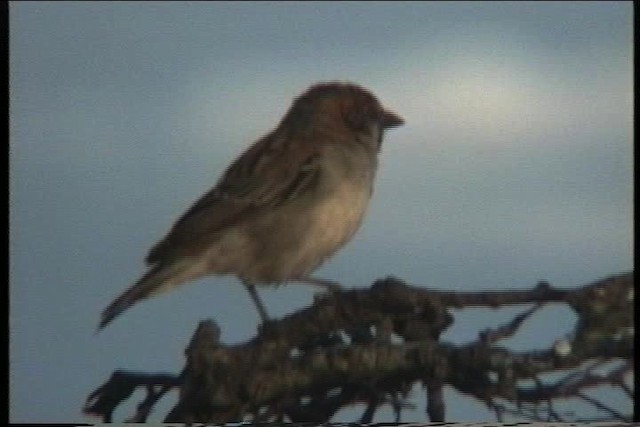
308,177,372,249
232,143,378,283
285,145,377,273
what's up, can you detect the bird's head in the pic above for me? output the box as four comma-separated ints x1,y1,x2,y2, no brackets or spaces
280,82,404,150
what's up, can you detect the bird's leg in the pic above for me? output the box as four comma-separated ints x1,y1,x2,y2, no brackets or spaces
290,277,343,292
242,281,270,322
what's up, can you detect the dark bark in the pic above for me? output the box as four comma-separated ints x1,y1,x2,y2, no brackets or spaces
84,271,634,423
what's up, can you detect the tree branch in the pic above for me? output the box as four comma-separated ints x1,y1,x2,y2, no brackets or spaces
84,271,633,422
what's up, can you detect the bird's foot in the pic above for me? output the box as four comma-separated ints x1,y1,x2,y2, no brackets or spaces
292,277,344,293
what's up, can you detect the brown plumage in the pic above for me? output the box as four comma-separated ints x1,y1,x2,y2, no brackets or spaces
99,82,403,330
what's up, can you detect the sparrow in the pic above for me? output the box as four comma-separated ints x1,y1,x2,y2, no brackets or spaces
99,81,403,330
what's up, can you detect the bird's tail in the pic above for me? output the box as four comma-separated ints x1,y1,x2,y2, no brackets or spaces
98,262,189,331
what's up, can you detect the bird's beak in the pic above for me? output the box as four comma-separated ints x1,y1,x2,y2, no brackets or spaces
381,110,404,128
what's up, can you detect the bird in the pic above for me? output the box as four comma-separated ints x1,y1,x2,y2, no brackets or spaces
98,81,404,330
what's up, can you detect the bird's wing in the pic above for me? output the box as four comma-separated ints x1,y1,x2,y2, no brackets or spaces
145,131,321,265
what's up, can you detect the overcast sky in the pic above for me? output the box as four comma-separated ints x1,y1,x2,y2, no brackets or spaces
10,1,632,423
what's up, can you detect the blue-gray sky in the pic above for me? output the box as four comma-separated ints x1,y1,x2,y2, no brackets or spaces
10,1,632,423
